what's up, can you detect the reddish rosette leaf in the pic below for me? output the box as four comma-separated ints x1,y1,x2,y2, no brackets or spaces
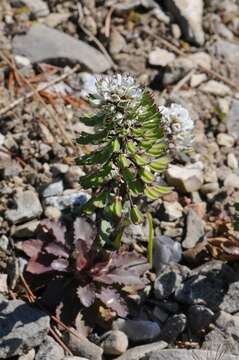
77,284,96,307
45,242,69,258
75,252,88,272
73,217,96,250
26,259,53,274
96,287,128,317
16,239,44,258
41,219,66,244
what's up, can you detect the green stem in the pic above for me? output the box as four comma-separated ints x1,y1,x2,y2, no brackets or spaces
147,212,154,267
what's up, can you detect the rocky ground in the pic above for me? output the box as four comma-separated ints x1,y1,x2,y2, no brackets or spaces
0,0,239,359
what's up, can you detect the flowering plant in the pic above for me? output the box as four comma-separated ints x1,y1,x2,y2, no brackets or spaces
77,74,193,251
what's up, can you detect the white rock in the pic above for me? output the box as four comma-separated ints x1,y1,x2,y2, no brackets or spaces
153,7,170,24
171,23,181,39
148,48,176,67
14,55,31,68
101,330,128,356
163,0,204,45
163,201,183,221
166,163,203,193
218,98,231,114
190,73,207,87
227,153,238,170
200,80,231,96
224,173,239,189
0,133,5,147
22,0,49,17
217,133,235,147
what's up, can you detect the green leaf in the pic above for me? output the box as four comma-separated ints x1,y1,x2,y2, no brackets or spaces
126,141,137,154
146,142,166,156
80,113,104,127
128,180,144,197
147,212,154,267
139,166,154,184
132,154,148,166
149,156,169,171
130,205,143,224
117,154,130,168
80,163,112,188
144,186,161,200
77,129,109,145
93,190,108,208
112,138,121,152
76,143,113,166
140,139,155,149
121,168,135,183
109,196,122,218
153,185,173,194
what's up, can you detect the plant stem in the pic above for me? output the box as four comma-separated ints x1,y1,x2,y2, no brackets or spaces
147,212,154,267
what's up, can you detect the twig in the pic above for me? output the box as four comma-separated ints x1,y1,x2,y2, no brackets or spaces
49,327,73,355
170,68,196,94
0,59,80,116
105,6,115,38
143,29,239,92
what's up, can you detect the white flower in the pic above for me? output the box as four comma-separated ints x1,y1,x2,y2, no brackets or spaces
159,103,194,152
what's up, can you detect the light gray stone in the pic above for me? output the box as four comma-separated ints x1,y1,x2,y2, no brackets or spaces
0,297,50,358
224,173,239,189
148,48,175,67
217,133,235,147
200,80,231,96
35,336,64,360
42,180,64,197
227,153,238,170
44,191,90,210
12,24,111,73
115,341,167,360
11,219,39,238
5,190,43,224
190,73,207,87
153,236,182,275
113,319,161,343
109,30,126,55
166,164,203,193
163,0,204,45
22,0,49,17
19,349,35,360
143,349,238,360
220,281,239,314
226,99,239,138
182,209,204,249
101,330,128,356
163,201,183,221
65,330,103,360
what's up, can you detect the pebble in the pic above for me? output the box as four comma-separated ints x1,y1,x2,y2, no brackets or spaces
182,209,204,249
109,30,126,55
115,341,168,360
227,153,238,170
163,0,204,45
44,191,90,210
0,235,9,251
65,329,103,360
200,80,231,96
35,335,64,360
113,319,161,343
22,0,50,17
153,236,182,275
0,297,50,359
226,99,239,138
0,274,8,293
153,7,170,24
145,349,238,360
14,55,31,68
200,182,219,194
219,281,239,314
217,133,235,147
101,330,128,355
190,73,207,88
166,163,203,193
12,24,111,73
5,190,43,224
224,173,239,189
188,305,214,334
163,201,183,221
160,314,187,343
171,23,181,39
41,180,64,198
154,264,186,300
148,48,176,67
152,307,169,323
44,206,61,221
11,219,39,238
218,98,231,114
51,163,69,175
64,166,85,188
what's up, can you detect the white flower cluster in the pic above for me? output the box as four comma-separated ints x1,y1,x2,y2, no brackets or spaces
159,103,194,152
92,74,143,105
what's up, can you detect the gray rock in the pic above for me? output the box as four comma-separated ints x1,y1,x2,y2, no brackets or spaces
64,358,89,360
200,182,219,194
19,349,35,360
65,331,103,360
44,191,90,210
166,164,203,193
188,305,214,334
152,307,169,323
160,314,187,343
0,297,50,358
5,190,43,224
215,311,239,331
200,80,231,96
143,349,238,360
11,219,39,238
203,328,239,355
190,73,207,88
109,30,126,55
122,223,148,244
226,99,239,138
101,330,128,356
0,274,8,293
113,319,161,343
163,0,204,45
22,0,49,17
148,48,176,67
153,236,182,275
220,281,239,313
217,133,235,147
0,235,9,251
212,39,239,68
227,153,238,170
115,341,167,360
42,180,64,198
224,173,239,190
154,264,188,300
12,24,111,73
163,201,183,221
35,335,64,360
182,209,204,249
175,274,226,310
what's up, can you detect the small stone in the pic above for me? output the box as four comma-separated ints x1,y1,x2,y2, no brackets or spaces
65,330,103,360
22,0,50,17
64,358,89,360
153,7,170,24
163,201,183,221
101,330,128,355
51,163,69,175
44,206,61,221
44,13,70,28
152,307,169,323
171,23,181,39
227,153,238,170
115,341,167,360
64,166,85,188
182,209,204,249
35,336,64,360
218,98,231,114
42,180,64,197
113,319,161,343
0,235,9,251
224,173,239,189
109,30,126,55
148,48,176,67
44,191,90,210
188,305,214,334
153,236,182,275
163,0,204,45
122,223,147,244
166,164,203,193
220,281,239,314
14,55,31,68
0,274,8,293
0,297,50,358
19,349,35,360
190,73,207,87
5,190,43,224
200,182,219,194
160,314,187,343
145,349,238,360
11,220,39,238
226,99,239,138
200,80,231,96
217,133,235,147
154,264,187,300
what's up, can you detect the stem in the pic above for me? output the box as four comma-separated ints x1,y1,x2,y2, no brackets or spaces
147,212,154,267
